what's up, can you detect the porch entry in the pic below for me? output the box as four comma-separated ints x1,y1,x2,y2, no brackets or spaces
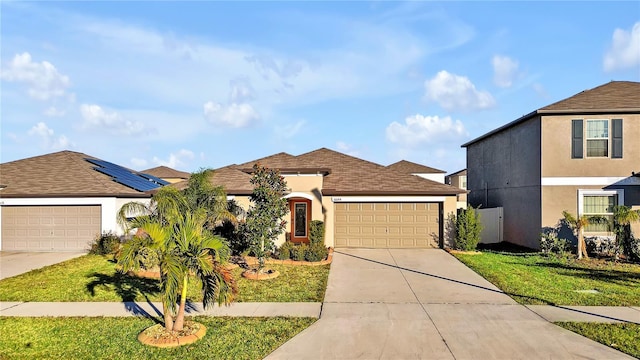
289,198,311,243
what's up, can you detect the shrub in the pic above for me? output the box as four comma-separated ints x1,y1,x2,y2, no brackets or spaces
309,220,325,246
88,231,121,255
277,241,295,260
540,230,571,255
305,243,328,262
454,207,482,251
292,243,308,261
216,220,251,256
585,236,618,258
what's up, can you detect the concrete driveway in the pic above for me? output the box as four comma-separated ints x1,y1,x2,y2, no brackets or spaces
0,251,85,280
266,249,633,359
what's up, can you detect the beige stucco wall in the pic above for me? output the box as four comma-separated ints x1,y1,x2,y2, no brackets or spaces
467,116,542,249
541,114,640,177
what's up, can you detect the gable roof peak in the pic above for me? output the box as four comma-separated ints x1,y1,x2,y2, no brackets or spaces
387,160,446,174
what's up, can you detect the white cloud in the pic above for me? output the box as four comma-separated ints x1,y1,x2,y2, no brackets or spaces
28,122,71,150
386,114,466,146
1,52,70,100
492,55,519,88
335,141,361,157
603,22,640,72
152,149,195,169
274,120,306,140
130,157,148,169
43,106,66,117
424,71,495,111
80,104,150,136
203,101,260,128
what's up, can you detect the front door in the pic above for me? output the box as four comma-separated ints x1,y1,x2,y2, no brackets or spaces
290,198,311,243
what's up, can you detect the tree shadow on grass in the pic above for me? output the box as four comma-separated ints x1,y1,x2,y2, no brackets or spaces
522,262,640,286
86,272,163,324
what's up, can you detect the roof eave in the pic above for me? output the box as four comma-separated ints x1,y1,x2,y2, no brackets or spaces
0,193,152,199
321,190,463,196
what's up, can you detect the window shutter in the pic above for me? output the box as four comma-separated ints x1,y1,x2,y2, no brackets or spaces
612,119,623,158
572,119,583,159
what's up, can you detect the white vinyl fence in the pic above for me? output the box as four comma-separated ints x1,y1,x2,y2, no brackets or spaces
478,207,503,244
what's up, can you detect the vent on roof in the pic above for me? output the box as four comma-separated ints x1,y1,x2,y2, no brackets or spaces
86,159,168,191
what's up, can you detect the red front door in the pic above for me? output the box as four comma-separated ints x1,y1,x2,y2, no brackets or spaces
290,198,311,243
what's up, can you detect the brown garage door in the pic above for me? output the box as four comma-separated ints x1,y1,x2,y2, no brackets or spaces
1,205,101,251
334,202,440,248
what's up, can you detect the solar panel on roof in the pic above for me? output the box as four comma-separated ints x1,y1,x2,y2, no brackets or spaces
87,158,163,192
139,173,170,186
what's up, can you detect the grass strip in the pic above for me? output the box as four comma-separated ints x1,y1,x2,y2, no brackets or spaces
555,322,640,358
0,316,315,360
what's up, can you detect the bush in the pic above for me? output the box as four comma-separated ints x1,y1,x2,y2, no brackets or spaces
277,241,295,260
454,207,482,251
540,231,572,255
216,220,251,256
88,231,121,255
585,236,618,257
309,221,325,246
305,243,328,262
292,243,308,261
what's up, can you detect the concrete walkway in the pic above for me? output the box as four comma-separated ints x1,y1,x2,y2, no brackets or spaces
0,301,321,318
265,249,636,360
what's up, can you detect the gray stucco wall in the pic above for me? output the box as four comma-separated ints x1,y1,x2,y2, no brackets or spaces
466,117,542,249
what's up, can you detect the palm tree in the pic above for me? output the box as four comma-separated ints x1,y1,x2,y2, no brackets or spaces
182,169,236,230
562,210,608,259
118,204,237,332
611,205,640,260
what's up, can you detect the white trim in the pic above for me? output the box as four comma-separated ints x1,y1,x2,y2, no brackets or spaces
226,195,235,201
331,196,445,203
541,177,627,186
577,189,624,217
284,192,314,201
282,173,324,177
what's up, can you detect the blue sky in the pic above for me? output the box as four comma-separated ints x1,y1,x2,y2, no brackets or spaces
1,1,639,174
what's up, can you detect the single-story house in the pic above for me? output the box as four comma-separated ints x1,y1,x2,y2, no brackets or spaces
462,81,640,249
197,148,464,248
141,165,190,184
0,151,164,251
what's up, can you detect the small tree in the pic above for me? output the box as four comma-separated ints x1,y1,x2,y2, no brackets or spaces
562,210,608,259
454,206,482,251
244,164,289,271
611,205,640,261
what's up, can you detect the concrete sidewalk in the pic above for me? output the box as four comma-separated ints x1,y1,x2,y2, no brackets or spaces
0,301,321,318
266,249,636,360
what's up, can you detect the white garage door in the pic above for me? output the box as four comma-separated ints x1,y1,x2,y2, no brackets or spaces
334,202,441,248
1,205,101,251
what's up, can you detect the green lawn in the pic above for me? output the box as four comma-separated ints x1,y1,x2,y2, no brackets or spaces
0,255,329,302
555,322,640,359
453,252,640,306
0,316,314,360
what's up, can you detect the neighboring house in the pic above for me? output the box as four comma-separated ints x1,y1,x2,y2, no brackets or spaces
141,165,190,184
387,160,447,183
0,151,164,251
445,169,468,209
194,148,464,249
462,81,640,249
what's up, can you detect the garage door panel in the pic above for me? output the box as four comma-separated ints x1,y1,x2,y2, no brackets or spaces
2,205,101,251
334,202,440,248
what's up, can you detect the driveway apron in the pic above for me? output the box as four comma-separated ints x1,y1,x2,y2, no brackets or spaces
0,251,85,280
266,249,633,359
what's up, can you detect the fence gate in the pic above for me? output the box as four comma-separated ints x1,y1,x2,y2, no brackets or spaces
477,207,503,244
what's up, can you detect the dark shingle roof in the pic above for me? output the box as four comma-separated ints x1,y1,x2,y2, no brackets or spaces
0,151,151,198
387,160,446,174
141,166,190,179
463,81,640,147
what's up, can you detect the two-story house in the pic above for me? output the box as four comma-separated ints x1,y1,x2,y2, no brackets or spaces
462,81,640,249
446,169,468,209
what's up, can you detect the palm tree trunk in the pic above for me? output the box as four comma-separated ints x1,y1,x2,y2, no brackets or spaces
163,302,174,331
172,274,189,331
578,229,589,259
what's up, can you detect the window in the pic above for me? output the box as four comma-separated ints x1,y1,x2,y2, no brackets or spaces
572,119,623,159
579,189,623,233
586,120,608,157
460,175,467,189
